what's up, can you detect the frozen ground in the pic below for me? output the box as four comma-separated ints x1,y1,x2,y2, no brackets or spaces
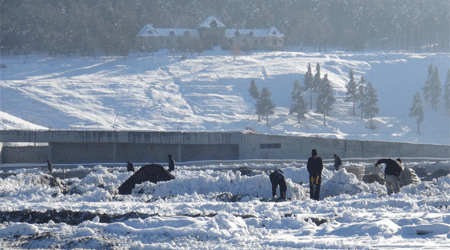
1,161,450,249
0,48,449,145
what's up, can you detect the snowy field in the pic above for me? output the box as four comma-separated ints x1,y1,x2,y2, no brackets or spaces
1,161,450,249
0,48,449,145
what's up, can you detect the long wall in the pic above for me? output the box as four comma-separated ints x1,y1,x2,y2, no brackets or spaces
0,130,449,164
240,134,450,160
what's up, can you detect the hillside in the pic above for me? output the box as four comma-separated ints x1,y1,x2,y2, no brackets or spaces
0,48,449,145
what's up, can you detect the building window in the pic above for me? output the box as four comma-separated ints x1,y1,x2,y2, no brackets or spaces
260,143,281,149
273,39,277,45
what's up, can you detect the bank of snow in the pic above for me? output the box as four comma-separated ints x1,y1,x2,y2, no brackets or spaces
1,162,450,249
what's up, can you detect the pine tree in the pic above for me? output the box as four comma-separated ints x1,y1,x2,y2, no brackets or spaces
289,80,308,123
259,87,276,126
345,70,358,115
357,76,367,120
248,79,261,121
304,63,314,110
313,63,321,93
430,66,442,110
409,93,424,134
316,74,335,125
362,82,379,129
444,69,450,116
249,79,259,99
423,64,434,102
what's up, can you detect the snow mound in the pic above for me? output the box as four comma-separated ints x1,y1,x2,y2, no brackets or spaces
320,168,385,198
132,169,306,200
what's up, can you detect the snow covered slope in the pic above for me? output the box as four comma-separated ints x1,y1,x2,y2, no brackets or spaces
0,49,449,145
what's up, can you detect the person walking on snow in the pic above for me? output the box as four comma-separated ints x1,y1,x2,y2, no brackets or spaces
375,158,403,195
168,154,175,172
307,149,323,200
269,169,287,200
333,154,342,171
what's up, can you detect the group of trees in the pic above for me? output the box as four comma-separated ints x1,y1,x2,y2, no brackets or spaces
249,63,450,133
249,64,383,129
409,65,450,134
248,63,338,126
344,70,379,129
293,63,336,125
248,79,276,126
2,0,449,57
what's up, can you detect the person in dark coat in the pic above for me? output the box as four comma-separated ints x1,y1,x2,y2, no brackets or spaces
375,158,403,195
307,149,323,200
127,161,135,172
333,154,342,171
269,169,287,200
168,154,175,172
46,160,53,174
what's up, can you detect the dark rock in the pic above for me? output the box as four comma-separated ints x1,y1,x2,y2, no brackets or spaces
414,167,429,178
422,169,450,182
363,173,385,184
118,164,175,195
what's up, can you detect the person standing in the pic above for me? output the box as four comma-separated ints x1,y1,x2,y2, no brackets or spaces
46,160,53,174
127,161,135,172
168,154,175,172
375,158,403,195
333,154,342,171
269,169,287,200
307,149,323,200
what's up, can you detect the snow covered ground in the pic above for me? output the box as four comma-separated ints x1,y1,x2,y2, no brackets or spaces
1,161,450,249
0,48,449,145
1,48,450,249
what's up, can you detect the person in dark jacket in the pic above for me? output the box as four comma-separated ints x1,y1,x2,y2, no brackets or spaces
127,161,135,172
307,149,323,200
168,154,175,172
46,160,53,174
333,154,342,171
375,158,403,195
269,169,287,200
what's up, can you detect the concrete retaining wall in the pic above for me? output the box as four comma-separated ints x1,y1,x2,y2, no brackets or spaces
0,130,449,164
240,134,450,160
48,142,239,164
1,146,49,163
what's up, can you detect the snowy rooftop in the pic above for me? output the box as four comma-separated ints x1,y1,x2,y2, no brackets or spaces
136,25,199,38
198,16,226,29
225,27,284,38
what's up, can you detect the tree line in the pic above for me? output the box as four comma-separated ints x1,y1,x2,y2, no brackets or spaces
1,0,449,57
